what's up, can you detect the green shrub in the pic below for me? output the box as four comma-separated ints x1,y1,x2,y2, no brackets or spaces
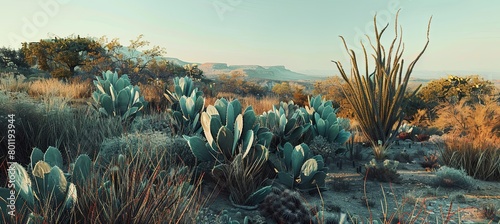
363,159,400,182
433,166,475,189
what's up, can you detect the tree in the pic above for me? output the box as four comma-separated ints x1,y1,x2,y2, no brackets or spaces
418,75,496,107
313,76,355,118
217,70,264,96
22,36,103,78
83,35,166,84
272,82,293,98
0,47,29,70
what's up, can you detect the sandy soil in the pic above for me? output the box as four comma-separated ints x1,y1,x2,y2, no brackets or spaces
198,142,500,224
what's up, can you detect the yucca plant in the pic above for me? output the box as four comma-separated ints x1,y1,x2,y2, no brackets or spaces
332,12,431,160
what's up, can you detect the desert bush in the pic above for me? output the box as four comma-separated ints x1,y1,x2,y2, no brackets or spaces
0,72,29,92
97,131,196,169
433,166,475,189
207,92,279,115
435,97,500,181
439,134,500,181
75,152,205,223
363,159,400,182
332,13,431,160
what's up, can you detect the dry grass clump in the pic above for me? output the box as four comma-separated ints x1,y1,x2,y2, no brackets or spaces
28,77,92,99
75,151,206,224
435,97,500,181
0,72,30,92
206,92,279,114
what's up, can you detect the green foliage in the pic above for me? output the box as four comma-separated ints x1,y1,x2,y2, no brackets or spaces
270,142,328,191
164,76,205,135
0,47,30,71
332,13,431,160
0,147,91,223
258,101,310,149
92,70,147,122
184,98,271,206
217,71,265,96
21,35,103,78
433,166,475,189
303,95,351,145
419,75,496,107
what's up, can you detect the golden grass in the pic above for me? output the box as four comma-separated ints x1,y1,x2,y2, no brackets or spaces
434,97,500,181
0,72,30,92
28,77,92,99
207,92,279,114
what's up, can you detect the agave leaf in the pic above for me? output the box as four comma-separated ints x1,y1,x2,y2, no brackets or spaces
99,94,114,115
291,145,305,177
277,172,295,189
73,154,91,187
47,166,67,203
226,103,235,131
64,183,78,211
44,146,63,169
242,108,256,135
30,147,44,171
233,114,243,153
243,185,272,206
116,89,131,115
327,125,340,143
217,126,234,160
301,158,319,177
183,135,215,162
317,119,326,137
242,130,254,159
200,112,213,144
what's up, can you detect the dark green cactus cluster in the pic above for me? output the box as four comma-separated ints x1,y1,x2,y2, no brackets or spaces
164,76,205,135
259,187,313,224
0,147,91,223
92,70,147,122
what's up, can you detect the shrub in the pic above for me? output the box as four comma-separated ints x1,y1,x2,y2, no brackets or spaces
0,91,123,163
433,166,475,189
332,12,431,160
436,97,500,181
363,159,400,182
259,188,313,223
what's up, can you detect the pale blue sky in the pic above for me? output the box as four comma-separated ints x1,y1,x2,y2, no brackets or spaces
2,0,499,78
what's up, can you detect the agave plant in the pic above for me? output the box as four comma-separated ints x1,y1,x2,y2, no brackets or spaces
302,95,351,146
164,76,205,135
269,142,328,191
0,147,91,223
92,70,147,122
183,98,272,207
258,102,311,150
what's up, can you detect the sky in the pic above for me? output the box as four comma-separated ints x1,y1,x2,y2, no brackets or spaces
1,0,500,79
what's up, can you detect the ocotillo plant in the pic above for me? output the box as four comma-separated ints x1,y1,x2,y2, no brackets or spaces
332,11,431,160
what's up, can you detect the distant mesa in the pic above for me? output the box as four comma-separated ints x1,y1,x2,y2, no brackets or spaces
163,57,321,81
